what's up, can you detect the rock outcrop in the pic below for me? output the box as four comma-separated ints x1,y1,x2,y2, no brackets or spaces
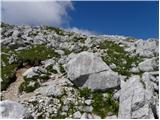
65,51,120,91
118,75,158,119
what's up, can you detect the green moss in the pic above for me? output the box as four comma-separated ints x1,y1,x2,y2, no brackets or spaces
92,91,119,118
79,87,92,99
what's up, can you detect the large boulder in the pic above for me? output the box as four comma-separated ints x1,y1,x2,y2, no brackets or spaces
65,51,120,91
118,75,155,119
0,100,32,119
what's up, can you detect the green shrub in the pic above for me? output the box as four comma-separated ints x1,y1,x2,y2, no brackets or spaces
1,45,59,90
19,80,40,93
79,87,92,99
15,45,60,65
100,40,142,77
1,48,19,90
46,65,58,74
92,91,119,118
1,64,17,90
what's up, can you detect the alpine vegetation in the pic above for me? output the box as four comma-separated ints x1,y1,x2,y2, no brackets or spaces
0,23,159,119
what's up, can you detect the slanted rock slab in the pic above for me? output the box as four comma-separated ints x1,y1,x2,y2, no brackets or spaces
65,51,120,91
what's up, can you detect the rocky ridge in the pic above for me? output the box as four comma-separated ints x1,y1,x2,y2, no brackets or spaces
0,23,159,119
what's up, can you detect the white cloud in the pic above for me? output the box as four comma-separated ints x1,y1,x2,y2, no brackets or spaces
66,27,96,36
1,1,73,26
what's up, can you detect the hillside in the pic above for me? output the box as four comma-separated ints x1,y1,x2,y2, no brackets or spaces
0,23,159,119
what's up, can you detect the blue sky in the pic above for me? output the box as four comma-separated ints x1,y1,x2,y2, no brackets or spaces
1,1,159,39
66,1,159,39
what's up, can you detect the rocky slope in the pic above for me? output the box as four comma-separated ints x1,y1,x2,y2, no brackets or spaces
0,22,159,119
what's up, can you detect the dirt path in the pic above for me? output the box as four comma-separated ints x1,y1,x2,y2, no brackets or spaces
2,68,35,102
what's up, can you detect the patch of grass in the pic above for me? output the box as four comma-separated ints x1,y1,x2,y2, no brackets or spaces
100,40,142,77
1,48,19,90
1,45,59,90
1,64,17,90
15,45,60,65
19,80,40,93
79,87,92,99
92,91,119,118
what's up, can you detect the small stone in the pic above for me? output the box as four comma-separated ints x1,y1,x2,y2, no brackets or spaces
109,63,116,69
130,67,139,73
62,105,69,112
80,113,88,119
83,106,93,112
85,99,92,105
73,111,81,119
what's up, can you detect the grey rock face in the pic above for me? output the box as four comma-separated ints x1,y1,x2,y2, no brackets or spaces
0,100,32,119
138,58,158,72
34,78,71,97
34,84,64,97
118,76,155,119
81,70,120,91
65,51,120,91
